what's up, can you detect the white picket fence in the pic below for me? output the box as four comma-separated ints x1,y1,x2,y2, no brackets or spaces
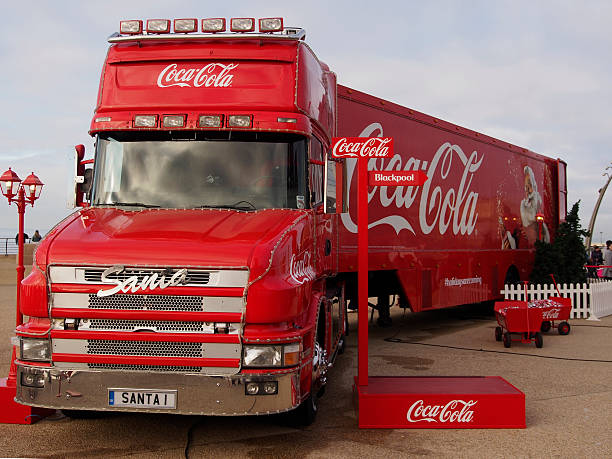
500,281,612,319
589,282,612,320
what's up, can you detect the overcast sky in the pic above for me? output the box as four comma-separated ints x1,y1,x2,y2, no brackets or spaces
0,0,610,244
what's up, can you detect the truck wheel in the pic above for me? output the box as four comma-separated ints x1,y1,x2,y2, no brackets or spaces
534,332,543,348
495,326,502,341
503,332,512,348
558,321,571,335
540,321,551,333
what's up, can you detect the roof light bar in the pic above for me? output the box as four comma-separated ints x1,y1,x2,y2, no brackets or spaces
259,18,283,33
120,20,143,35
230,18,255,32
146,19,171,34
202,18,226,33
174,18,198,33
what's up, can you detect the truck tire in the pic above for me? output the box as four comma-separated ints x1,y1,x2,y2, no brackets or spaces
540,321,551,333
291,307,326,426
495,326,502,341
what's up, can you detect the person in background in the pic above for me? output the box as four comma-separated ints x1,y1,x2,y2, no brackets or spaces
588,245,603,278
603,240,612,281
14,232,29,244
31,230,42,242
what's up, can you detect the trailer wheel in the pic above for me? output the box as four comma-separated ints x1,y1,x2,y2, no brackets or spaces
558,321,571,335
495,326,502,342
503,332,512,348
540,321,551,333
534,332,543,348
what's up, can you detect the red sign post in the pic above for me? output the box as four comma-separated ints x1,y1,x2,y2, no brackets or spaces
332,137,526,429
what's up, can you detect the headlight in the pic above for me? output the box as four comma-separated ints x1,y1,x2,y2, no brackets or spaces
19,338,51,362
243,343,301,368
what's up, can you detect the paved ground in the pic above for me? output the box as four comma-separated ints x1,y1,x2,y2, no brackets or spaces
0,256,610,458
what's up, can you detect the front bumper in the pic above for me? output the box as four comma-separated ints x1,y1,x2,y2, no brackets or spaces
15,364,301,416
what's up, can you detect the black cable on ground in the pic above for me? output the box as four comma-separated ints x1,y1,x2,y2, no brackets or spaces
184,418,202,459
384,338,612,363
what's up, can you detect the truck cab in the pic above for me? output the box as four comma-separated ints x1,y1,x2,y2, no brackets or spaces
15,18,346,424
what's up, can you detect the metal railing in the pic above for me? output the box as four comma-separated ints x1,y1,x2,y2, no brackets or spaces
0,237,30,256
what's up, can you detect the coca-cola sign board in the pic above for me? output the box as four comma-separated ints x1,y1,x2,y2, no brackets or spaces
332,137,393,159
355,376,525,429
369,170,428,187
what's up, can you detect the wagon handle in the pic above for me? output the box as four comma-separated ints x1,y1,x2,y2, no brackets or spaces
549,274,561,296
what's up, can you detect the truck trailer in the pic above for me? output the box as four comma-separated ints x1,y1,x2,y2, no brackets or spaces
13,17,566,424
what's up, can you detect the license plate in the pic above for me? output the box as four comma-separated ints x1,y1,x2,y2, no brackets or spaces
108,389,177,409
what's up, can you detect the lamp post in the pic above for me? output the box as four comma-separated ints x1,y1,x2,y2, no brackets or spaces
585,163,612,249
0,168,43,393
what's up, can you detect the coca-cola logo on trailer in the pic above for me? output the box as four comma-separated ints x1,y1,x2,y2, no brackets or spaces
332,137,393,158
157,63,238,88
406,399,477,423
341,123,483,236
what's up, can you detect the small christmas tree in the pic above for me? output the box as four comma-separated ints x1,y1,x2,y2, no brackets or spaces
530,201,588,285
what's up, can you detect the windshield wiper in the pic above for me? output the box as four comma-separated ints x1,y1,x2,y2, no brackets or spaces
194,200,257,211
97,202,161,208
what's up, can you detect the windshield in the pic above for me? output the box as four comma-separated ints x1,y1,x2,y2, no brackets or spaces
91,132,308,210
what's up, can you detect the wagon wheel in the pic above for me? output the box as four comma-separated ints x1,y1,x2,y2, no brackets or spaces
503,332,512,348
495,326,503,342
558,321,571,335
534,332,543,348
540,320,551,333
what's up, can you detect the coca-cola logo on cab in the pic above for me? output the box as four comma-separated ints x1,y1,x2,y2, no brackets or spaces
332,137,393,158
406,399,477,423
157,63,238,88
289,251,316,285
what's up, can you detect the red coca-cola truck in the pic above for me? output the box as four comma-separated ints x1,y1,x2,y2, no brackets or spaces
13,17,566,424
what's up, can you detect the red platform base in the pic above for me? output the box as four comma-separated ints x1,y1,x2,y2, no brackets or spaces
0,378,54,424
354,376,525,429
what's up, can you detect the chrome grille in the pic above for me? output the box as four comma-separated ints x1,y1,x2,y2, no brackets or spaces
86,340,203,357
88,294,204,311
84,268,210,286
87,363,203,373
88,319,211,332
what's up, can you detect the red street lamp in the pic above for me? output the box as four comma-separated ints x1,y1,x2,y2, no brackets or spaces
0,168,45,424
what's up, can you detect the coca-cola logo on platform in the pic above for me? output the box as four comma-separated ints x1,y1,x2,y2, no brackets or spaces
406,399,477,423
332,137,393,158
542,308,561,319
341,123,483,236
290,251,316,285
157,63,238,88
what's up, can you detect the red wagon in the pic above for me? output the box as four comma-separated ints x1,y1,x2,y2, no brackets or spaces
494,301,544,348
530,297,572,335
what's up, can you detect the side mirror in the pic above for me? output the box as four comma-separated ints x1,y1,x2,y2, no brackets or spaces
71,144,93,208
324,157,347,214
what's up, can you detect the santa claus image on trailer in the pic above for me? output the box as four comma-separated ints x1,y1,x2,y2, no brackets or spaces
500,165,550,249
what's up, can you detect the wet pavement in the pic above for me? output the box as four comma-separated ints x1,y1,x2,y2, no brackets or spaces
0,257,611,458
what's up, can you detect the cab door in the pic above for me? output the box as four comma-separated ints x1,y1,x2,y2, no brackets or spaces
310,137,338,276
